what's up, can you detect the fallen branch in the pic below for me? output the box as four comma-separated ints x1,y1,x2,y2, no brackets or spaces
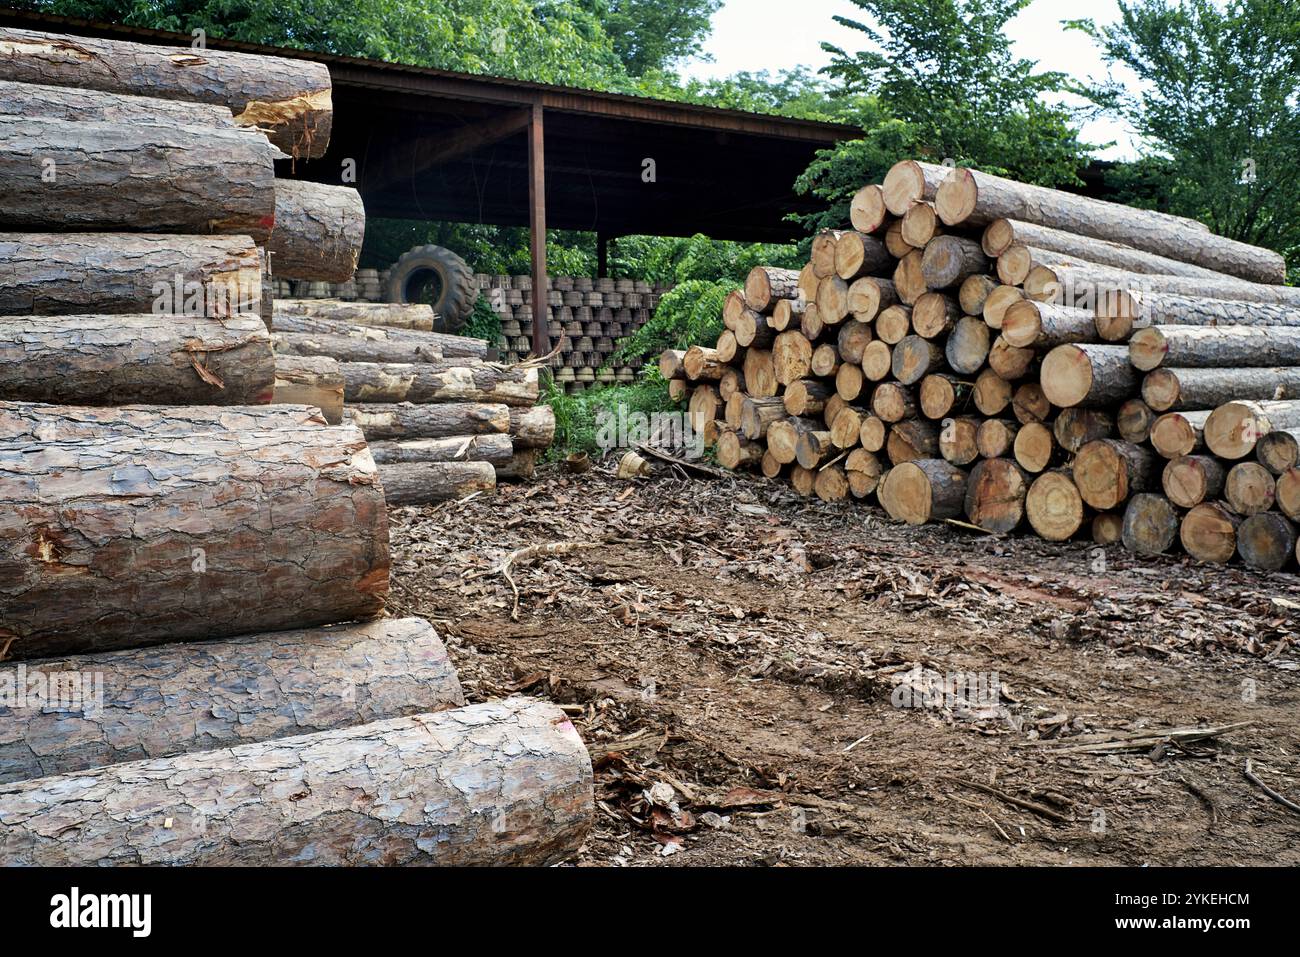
944,776,1075,824
497,541,602,620
1243,759,1300,816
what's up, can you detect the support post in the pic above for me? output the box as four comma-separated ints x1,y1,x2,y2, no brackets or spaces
528,102,550,358
597,233,608,278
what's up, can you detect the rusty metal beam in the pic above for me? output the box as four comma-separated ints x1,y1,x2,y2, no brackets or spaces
528,103,550,359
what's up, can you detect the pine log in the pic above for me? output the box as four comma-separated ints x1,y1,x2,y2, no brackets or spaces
859,415,887,452
920,236,990,289
772,331,813,386
814,465,850,503
1073,439,1157,510
718,365,744,398
740,396,787,440
1130,325,1300,373
378,460,496,505
0,116,275,241
0,313,274,405
987,336,1035,381
345,402,511,440
1143,368,1300,413
1277,468,1300,522
835,362,866,401
723,392,745,430
801,302,825,339
836,322,873,365
798,263,819,303
1054,408,1114,453
0,232,261,317
847,277,897,321
734,308,774,348
981,218,1223,278
870,382,916,423
275,332,447,364
0,27,333,158
0,698,591,866
892,335,945,385
1256,429,1300,475
1040,344,1138,408
341,361,538,406
912,292,960,339
1224,462,1276,516
790,465,816,497
886,418,939,464
766,417,820,465
368,433,514,465
845,448,883,497
742,348,778,398
274,299,437,332
861,340,893,381
976,418,1019,459
1026,470,1084,542
982,285,1024,329
850,184,890,233
959,275,1000,316
1203,400,1300,459
938,417,980,466
1030,266,1300,312
885,220,914,259
0,425,388,659
1092,512,1124,545
495,449,539,482
769,298,802,332
879,459,967,525
273,355,343,424
823,396,848,430
1116,399,1156,444
972,369,1013,416
0,400,326,443
893,250,928,305
689,385,720,433
882,160,949,216
816,276,851,325
1162,455,1225,508
996,244,1088,285
743,266,799,312
1012,421,1055,474
919,373,970,420
1180,502,1242,564
900,202,944,247
1121,493,1179,555
0,618,462,785
1011,383,1050,425
1237,513,1296,571
1001,301,1096,349
795,429,836,469
834,232,891,281
267,180,364,282
0,77,238,128
935,167,1283,282
271,313,485,357
875,304,912,344
682,345,724,381
760,450,783,479
964,458,1028,533
811,232,842,279
668,378,688,402
723,290,746,330
784,380,832,417
717,430,763,469
1095,291,1300,342
944,316,990,375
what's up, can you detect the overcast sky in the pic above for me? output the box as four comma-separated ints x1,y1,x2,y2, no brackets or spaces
679,0,1140,160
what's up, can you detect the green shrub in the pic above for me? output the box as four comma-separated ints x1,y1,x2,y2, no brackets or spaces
459,294,503,347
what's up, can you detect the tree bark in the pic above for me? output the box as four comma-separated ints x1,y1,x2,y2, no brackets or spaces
274,299,437,331
341,361,538,406
1142,368,1300,413
1096,291,1300,342
981,218,1224,278
0,697,592,866
267,180,364,282
1040,344,1138,408
345,402,511,440
879,459,967,525
0,313,274,405
0,618,463,785
1031,266,1300,311
0,77,238,128
275,332,449,364
0,116,276,241
1236,513,1296,571
368,433,514,466
378,460,497,506
1121,493,1179,555
271,312,485,357
1130,325,1300,372
0,27,333,159
0,400,326,443
1072,439,1157,510
274,354,343,424
0,425,389,660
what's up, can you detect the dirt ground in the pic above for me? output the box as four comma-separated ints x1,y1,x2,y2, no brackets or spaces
386,460,1300,866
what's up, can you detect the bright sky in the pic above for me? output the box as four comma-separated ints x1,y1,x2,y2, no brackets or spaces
679,0,1141,160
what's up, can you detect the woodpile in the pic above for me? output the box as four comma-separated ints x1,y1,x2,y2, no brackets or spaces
667,159,1300,572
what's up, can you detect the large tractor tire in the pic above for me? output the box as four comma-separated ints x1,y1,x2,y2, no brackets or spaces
385,244,476,334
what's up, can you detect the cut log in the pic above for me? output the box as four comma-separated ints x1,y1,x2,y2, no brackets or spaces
900,202,944,247
1012,421,1055,474
1026,470,1084,542
275,299,437,332
346,402,511,440
271,313,485,357
1121,493,1179,556
938,417,980,466
689,385,720,433
835,362,866,401
734,309,775,348
784,380,832,417
790,465,816,497
893,250,928,305
795,429,835,469
1011,383,1050,425
982,284,1024,329
935,166,1283,283
892,335,945,386
267,181,364,282
0,232,261,317
0,77,239,128
885,220,914,259
980,218,1223,278
1180,502,1242,564
378,460,496,505
743,267,800,312
801,302,825,339
683,346,726,381
0,425,388,659
723,391,745,430
767,417,820,465
723,290,746,330
879,459,967,525
845,448,883,497
717,430,763,470
882,160,949,216
847,277,897,321
1092,512,1124,545
859,415,887,452
814,465,850,503
972,369,1013,416
0,698,591,866
1001,301,1096,349
1130,325,1300,372
1224,462,1276,516
886,418,939,464
920,236,990,289
760,449,783,479
1203,400,1300,459
1143,369,1300,413
798,263,819,303
987,336,1035,381
875,304,912,344
919,373,970,420
368,433,514,466
995,244,1087,285
341,361,538,407
0,116,275,241
1256,429,1300,475
274,355,343,424
0,27,333,159
1162,455,1225,508
1073,439,1157,510
274,332,447,364
1039,344,1138,408
742,348,778,398
0,400,326,443
1054,408,1113,453
0,618,462,785
815,276,851,325
715,330,738,364
772,331,813,386
944,316,990,375
740,396,787,440
912,292,960,339
1031,266,1300,311
976,418,1019,459
1116,399,1156,444
718,365,744,399
496,449,539,482
811,232,842,279
0,313,274,406
871,382,916,423
959,274,999,316
1277,468,1300,521
861,340,893,382
834,232,891,281
770,298,803,331
668,378,688,401
1095,291,1300,342
1237,513,1296,571
850,184,889,233
836,322,874,365
964,458,1028,533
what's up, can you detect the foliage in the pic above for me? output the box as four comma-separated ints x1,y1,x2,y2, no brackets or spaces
541,373,676,458
1070,0,1300,275
579,0,721,76
459,295,504,347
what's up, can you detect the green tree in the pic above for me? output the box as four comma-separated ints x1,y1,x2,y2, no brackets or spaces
1072,0,1300,278
580,0,721,76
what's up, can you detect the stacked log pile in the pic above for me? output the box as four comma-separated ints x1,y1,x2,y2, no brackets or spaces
667,158,1300,572
0,26,591,865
